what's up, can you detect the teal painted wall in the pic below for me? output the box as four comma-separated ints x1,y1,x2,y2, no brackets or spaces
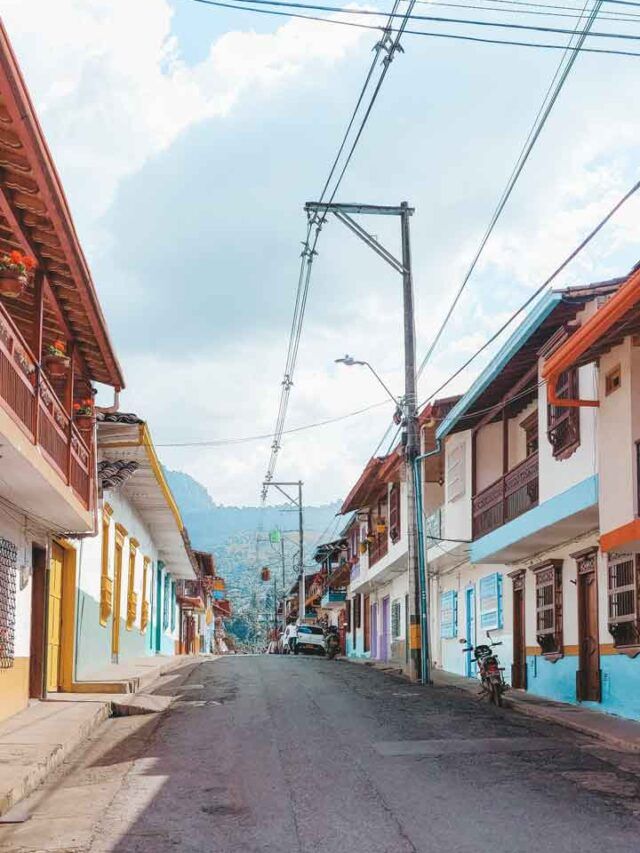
526,653,640,721
347,633,370,659
74,589,147,680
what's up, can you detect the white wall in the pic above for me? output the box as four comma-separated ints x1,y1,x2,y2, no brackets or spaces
508,400,537,470
443,431,472,542
538,361,598,503
475,421,501,492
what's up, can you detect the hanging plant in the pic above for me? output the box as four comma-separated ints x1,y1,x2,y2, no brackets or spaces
0,250,36,298
73,398,94,430
359,541,368,555
375,518,387,534
260,567,271,582
44,340,70,378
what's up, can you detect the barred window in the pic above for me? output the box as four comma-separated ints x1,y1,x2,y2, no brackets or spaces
547,369,580,460
389,483,401,543
608,554,640,648
391,600,402,638
533,561,563,657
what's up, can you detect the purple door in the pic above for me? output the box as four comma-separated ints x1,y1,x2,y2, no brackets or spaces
371,603,378,659
381,597,390,662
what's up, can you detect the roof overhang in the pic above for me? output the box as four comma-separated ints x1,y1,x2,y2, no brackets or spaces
98,419,196,579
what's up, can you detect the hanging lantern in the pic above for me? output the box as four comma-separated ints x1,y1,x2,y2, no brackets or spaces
261,567,271,582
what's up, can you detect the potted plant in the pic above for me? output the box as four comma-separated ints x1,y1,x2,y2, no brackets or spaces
73,398,94,430
44,340,70,378
375,518,387,534
0,250,36,297
359,541,368,555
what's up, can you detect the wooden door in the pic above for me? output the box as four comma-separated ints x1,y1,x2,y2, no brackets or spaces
30,546,47,698
111,542,123,661
465,587,476,677
511,571,527,689
576,551,601,702
46,543,64,692
381,597,390,662
363,595,370,652
371,602,378,659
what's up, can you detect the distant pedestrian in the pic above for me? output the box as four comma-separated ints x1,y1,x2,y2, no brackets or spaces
283,621,298,654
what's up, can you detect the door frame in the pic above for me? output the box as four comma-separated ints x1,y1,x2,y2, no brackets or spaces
465,586,476,677
371,602,378,659
363,594,370,653
574,548,601,702
29,544,47,699
111,524,127,663
381,596,390,663
46,539,77,693
509,569,527,689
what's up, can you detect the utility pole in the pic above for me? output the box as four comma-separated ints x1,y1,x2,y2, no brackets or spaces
304,200,423,682
262,480,305,624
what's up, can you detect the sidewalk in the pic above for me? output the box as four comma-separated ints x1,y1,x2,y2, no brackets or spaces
0,655,205,819
343,657,640,752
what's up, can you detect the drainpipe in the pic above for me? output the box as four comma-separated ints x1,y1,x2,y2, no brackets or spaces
546,371,599,409
413,438,442,686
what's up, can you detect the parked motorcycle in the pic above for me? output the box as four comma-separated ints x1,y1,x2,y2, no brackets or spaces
460,632,507,706
325,626,341,660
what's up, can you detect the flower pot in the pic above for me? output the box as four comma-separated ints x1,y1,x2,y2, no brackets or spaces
359,541,368,555
75,415,94,431
376,523,387,534
0,270,26,298
44,354,70,378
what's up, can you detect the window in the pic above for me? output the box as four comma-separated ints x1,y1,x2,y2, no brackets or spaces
605,364,621,396
389,483,401,543
479,573,503,631
533,561,563,657
355,594,362,629
440,590,458,639
520,411,538,458
170,581,177,632
391,599,402,638
608,553,640,649
99,504,113,627
447,443,465,502
126,538,139,631
162,572,171,631
140,557,150,634
547,369,580,460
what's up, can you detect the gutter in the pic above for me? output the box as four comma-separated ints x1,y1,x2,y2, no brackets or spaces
542,265,640,408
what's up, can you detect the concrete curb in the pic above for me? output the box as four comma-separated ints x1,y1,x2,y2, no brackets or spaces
0,701,110,817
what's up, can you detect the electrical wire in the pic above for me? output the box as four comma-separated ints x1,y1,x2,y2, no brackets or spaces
205,0,640,40
187,0,640,55
415,0,604,383
410,0,640,21
418,175,640,411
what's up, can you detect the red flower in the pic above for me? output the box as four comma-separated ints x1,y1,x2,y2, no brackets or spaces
53,340,66,353
73,402,81,411
23,256,36,271
9,250,22,265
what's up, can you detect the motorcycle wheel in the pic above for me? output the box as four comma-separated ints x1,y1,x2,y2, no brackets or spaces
490,681,503,707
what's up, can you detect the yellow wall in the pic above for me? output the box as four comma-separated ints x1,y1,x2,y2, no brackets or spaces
0,658,29,723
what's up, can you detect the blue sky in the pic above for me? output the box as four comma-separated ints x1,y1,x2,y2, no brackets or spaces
3,0,640,504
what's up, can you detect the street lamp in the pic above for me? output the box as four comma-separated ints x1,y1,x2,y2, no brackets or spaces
335,354,403,422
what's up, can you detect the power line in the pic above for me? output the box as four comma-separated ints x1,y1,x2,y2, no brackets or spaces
207,0,640,40
411,0,640,20
418,175,640,411
187,0,640,55
415,0,604,383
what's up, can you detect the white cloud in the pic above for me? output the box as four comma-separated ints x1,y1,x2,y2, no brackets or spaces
2,0,366,226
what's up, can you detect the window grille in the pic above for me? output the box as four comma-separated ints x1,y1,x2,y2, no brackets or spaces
534,561,563,656
391,600,402,638
608,553,640,648
440,590,458,639
0,538,17,670
547,369,580,460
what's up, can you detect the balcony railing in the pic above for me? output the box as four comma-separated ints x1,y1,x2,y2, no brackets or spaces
0,302,92,509
368,531,389,568
472,452,539,539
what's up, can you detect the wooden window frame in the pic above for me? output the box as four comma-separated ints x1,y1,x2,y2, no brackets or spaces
363,594,370,652
532,560,563,660
99,503,113,627
605,364,622,396
607,552,640,654
389,483,401,544
355,593,362,630
126,538,139,631
140,557,151,634
547,368,580,460
520,410,538,459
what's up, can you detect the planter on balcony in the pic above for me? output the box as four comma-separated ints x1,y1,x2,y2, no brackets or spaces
0,270,27,298
74,415,94,431
44,353,70,378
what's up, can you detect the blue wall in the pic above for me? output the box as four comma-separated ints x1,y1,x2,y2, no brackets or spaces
347,633,370,660
526,652,640,721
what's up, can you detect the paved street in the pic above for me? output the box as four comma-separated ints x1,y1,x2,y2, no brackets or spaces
3,656,640,852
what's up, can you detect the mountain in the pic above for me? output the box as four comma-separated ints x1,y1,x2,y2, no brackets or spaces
164,469,342,646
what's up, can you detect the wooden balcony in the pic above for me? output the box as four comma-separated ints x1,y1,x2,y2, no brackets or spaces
472,452,539,540
0,301,92,509
368,531,389,567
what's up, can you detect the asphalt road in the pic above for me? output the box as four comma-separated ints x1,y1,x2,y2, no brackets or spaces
3,655,640,852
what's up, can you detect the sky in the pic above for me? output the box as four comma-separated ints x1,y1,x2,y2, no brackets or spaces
3,0,640,507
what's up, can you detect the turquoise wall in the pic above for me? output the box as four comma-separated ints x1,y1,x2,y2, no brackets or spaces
74,589,147,680
347,633,370,660
526,653,640,721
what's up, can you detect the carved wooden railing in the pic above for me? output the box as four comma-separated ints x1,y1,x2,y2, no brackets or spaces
472,452,539,539
369,530,389,568
0,301,93,509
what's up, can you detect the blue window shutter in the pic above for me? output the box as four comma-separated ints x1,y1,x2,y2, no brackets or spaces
479,573,503,631
440,590,458,639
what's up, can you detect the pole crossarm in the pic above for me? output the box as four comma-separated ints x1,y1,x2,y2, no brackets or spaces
305,202,414,217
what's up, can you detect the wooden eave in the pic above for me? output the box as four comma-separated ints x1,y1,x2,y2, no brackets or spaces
0,22,124,388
